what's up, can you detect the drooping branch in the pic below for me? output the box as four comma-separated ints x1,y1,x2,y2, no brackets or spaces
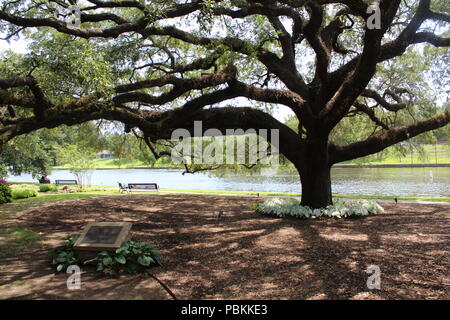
330,107,450,164
353,101,389,130
361,89,407,112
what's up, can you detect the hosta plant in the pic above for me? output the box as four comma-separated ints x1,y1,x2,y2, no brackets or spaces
50,235,162,276
84,241,162,276
253,198,384,219
49,234,80,272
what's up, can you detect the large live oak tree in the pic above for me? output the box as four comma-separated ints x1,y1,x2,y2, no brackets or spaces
0,0,449,208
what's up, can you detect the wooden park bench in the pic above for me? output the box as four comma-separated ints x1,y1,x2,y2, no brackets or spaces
55,180,78,185
127,183,159,192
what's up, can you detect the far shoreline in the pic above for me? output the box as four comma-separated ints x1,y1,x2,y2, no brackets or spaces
50,163,450,170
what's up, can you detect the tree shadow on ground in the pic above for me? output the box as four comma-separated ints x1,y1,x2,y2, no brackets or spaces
1,195,448,299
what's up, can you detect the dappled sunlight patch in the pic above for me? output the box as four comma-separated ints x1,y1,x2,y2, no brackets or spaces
232,248,253,257
210,270,233,281
320,232,369,242
306,292,328,300
41,272,171,300
177,274,212,288
362,248,387,257
380,233,442,243
337,259,361,272
219,282,291,300
181,241,221,250
264,254,304,264
39,232,72,247
187,226,232,234
351,292,384,300
255,227,305,249
0,273,55,299
226,229,268,238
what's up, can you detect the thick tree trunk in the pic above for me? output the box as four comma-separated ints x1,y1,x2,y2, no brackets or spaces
296,137,333,209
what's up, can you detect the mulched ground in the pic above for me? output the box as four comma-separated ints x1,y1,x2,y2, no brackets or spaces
0,194,449,300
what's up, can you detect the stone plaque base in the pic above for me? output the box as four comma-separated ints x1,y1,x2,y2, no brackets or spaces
73,222,132,261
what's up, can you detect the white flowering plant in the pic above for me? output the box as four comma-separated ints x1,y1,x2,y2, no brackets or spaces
253,198,384,219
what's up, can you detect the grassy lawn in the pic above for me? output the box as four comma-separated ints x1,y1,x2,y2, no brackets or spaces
12,191,123,203
0,227,40,259
341,144,450,165
160,189,450,202
0,200,43,259
3,185,449,203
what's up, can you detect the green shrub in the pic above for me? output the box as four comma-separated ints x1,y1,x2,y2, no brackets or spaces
50,235,162,277
0,183,12,204
10,183,38,190
39,184,58,192
11,187,38,200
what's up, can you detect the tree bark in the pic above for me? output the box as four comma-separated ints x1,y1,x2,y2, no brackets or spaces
296,137,333,209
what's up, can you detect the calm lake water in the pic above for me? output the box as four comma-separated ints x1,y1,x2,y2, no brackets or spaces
7,167,450,197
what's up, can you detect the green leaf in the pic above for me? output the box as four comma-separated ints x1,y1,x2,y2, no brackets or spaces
126,261,140,274
57,264,64,272
142,243,156,250
68,257,77,264
83,258,97,265
153,255,162,266
149,249,161,256
115,247,129,255
102,257,113,266
55,256,67,263
137,255,153,267
119,242,130,250
114,255,126,264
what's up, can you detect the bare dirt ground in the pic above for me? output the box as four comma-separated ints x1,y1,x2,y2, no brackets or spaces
0,194,449,300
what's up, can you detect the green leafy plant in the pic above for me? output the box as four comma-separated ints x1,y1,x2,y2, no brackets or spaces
84,241,162,276
11,187,38,199
0,183,12,204
39,184,58,192
49,234,80,272
50,235,162,276
254,198,384,219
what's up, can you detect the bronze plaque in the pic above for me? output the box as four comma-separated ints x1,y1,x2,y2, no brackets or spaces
80,226,123,244
74,222,132,259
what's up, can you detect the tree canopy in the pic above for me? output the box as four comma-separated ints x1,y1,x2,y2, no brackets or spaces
0,0,449,207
